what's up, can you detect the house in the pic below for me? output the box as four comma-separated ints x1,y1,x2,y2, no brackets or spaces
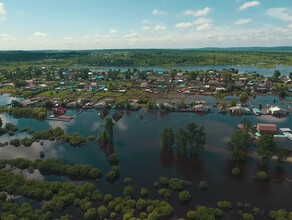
99,85,106,90
229,105,252,115
53,106,66,116
215,87,226,93
89,82,97,91
256,123,277,135
140,81,148,88
94,75,104,80
193,104,210,112
267,106,288,117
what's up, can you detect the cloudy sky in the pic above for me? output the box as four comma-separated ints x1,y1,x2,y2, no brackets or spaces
0,0,292,50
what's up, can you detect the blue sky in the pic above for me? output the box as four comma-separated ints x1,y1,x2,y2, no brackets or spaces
0,0,292,49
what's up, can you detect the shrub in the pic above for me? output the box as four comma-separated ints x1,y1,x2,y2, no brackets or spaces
242,213,254,220
140,188,148,197
232,167,240,176
199,181,208,190
178,190,190,202
10,138,20,147
123,186,133,197
123,177,132,185
217,201,232,210
108,153,118,165
169,178,185,191
256,171,269,181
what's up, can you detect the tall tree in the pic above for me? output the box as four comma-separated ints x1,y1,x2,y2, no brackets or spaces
0,117,2,128
256,134,278,166
226,130,250,161
194,126,206,157
176,128,188,156
160,128,175,151
186,123,198,154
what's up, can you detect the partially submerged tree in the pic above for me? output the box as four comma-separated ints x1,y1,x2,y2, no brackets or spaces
226,130,250,161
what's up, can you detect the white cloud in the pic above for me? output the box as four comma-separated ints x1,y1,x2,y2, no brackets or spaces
194,7,211,17
33,32,47,37
266,8,292,22
183,10,196,16
238,1,260,11
0,34,15,41
0,2,7,21
152,9,166,16
142,26,150,30
154,24,167,31
142,19,151,24
234,18,252,25
175,22,193,29
123,31,138,38
196,23,211,31
193,18,213,25
183,7,211,17
109,29,117,34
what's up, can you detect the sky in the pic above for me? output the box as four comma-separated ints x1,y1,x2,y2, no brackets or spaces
0,0,292,50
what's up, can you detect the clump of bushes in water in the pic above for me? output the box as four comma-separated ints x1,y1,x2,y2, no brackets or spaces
60,132,86,147
187,206,223,219
232,167,241,176
106,165,120,181
256,171,269,181
21,137,34,147
6,107,47,120
269,209,292,219
155,176,188,191
178,190,191,202
87,135,95,141
199,181,208,190
108,153,118,165
217,201,232,210
241,213,254,220
0,158,102,180
10,139,21,147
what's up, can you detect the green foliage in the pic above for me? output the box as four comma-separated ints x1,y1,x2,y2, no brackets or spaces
123,177,132,185
176,128,188,156
242,213,254,220
87,135,95,141
140,188,148,197
0,158,102,180
269,209,291,219
178,190,190,202
98,118,114,144
108,153,119,165
104,194,112,203
199,181,208,190
97,205,108,219
256,134,278,166
5,123,18,132
106,166,120,181
217,201,232,210
158,188,171,199
232,167,241,176
239,92,249,103
160,128,175,151
123,186,133,197
226,130,250,161
10,139,20,147
256,171,269,181
187,205,222,220
169,178,186,191
6,107,47,120
21,137,34,147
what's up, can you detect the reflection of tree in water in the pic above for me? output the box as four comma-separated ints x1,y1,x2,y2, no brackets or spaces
160,149,204,181
99,142,114,156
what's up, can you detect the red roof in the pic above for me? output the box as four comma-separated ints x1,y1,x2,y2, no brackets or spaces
256,124,277,132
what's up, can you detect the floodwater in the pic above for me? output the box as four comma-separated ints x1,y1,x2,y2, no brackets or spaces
1,94,292,219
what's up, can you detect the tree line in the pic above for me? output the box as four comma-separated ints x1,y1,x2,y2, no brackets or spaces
160,122,206,157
